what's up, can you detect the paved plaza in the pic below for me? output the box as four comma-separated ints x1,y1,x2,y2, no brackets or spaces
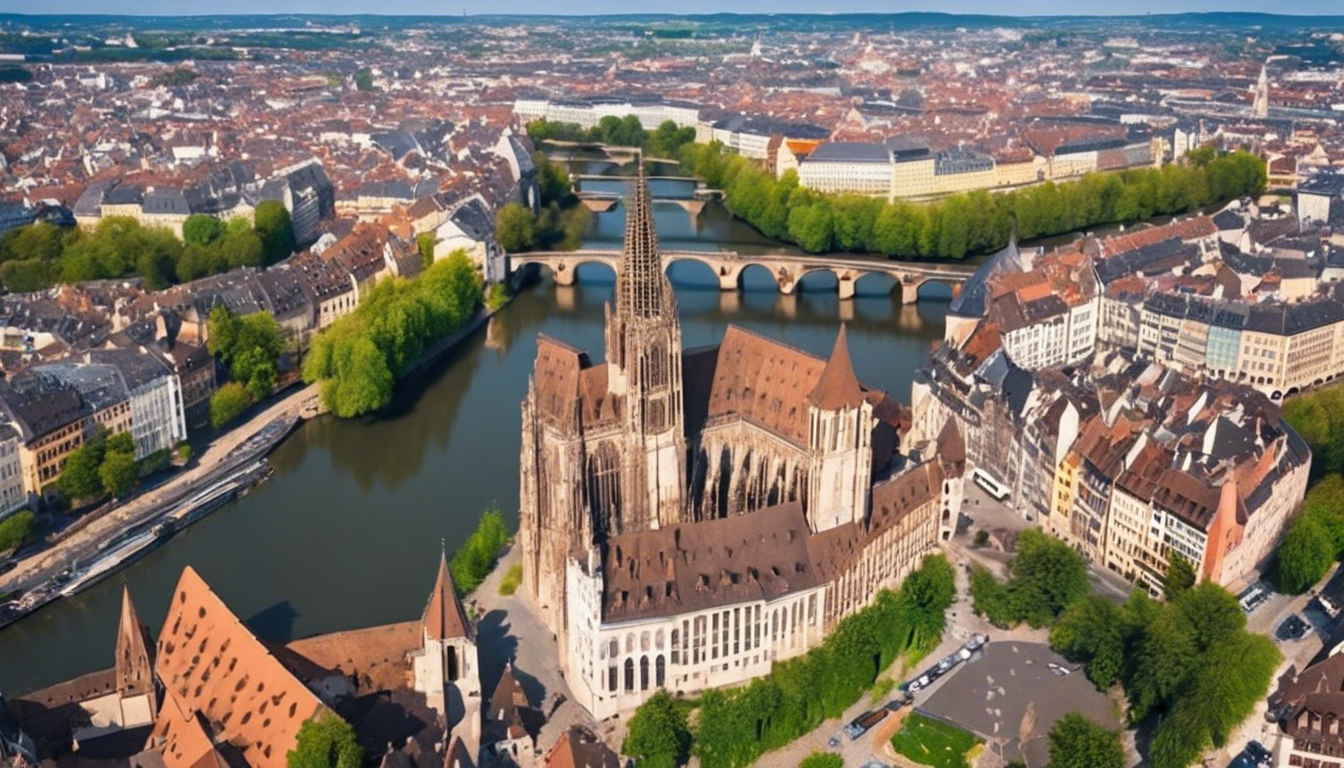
919,641,1121,767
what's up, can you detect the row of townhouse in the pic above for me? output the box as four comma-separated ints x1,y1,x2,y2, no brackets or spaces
788,134,1158,201
912,334,1310,595
71,159,336,245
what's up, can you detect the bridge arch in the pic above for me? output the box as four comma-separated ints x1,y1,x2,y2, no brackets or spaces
852,271,901,298
916,279,958,302
793,268,840,294
512,255,618,287
665,255,720,291
736,263,783,292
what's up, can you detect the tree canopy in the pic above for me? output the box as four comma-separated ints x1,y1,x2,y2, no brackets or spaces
254,200,297,262
210,382,250,429
969,529,1090,628
622,690,691,768
1048,578,1278,768
678,141,1265,259
0,207,292,293
303,251,483,418
1047,713,1125,768
55,427,142,501
449,507,510,595
286,714,362,768
0,511,35,553
208,306,283,401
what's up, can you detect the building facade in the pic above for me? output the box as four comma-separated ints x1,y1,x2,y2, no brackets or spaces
518,170,958,720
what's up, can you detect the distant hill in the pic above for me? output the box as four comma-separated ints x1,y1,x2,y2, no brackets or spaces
1,11,1343,34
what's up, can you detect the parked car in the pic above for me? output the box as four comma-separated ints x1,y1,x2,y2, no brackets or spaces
884,692,913,712
1245,740,1272,763
965,633,989,651
907,674,931,692
845,709,888,739
1318,594,1341,619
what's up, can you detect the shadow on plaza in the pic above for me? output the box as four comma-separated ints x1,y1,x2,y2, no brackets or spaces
478,608,550,712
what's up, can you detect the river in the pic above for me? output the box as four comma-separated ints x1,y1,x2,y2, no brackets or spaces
0,180,951,698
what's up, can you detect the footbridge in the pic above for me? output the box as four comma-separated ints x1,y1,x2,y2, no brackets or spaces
508,249,975,302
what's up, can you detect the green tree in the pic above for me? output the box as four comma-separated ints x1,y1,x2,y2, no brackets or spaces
1047,713,1124,768
210,382,250,429
182,214,224,246
623,691,691,768
286,714,362,768
254,200,296,262
1050,596,1127,689
99,450,139,498
972,530,1089,629
1274,516,1338,594
535,154,572,207
449,507,510,595
496,203,537,253
353,69,374,91
1165,554,1197,598
106,431,134,456
0,511,36,553
57,438,106,499
416,232,436,267
798,754,843,768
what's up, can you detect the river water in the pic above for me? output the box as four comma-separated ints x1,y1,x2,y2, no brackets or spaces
0,192,950,698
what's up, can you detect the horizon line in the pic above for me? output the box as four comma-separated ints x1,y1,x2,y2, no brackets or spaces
3,9,1344,18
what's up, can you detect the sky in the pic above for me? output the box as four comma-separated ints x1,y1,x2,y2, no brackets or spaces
4,0,1344,16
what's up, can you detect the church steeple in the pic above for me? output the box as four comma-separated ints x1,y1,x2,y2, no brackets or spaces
115,583,155,706
423,547,471,642
616,162,670,321
600,158,686,533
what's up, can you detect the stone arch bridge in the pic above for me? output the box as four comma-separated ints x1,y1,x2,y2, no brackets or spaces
509,249,974,303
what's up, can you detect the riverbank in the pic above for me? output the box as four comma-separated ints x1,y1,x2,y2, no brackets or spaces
0,302,505,612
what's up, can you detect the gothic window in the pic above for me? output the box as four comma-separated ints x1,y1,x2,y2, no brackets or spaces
645,399,666,432
640,656,650,691
609,639,619,659
624,658,635,692
656,655,666,688
587,443,622,535
655,629,665,650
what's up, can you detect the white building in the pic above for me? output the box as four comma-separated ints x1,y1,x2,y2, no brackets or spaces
0,424,26,518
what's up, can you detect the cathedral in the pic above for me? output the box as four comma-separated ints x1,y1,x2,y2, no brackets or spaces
518,168,964,719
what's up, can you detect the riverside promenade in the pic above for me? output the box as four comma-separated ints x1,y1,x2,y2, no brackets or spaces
0,305,499,603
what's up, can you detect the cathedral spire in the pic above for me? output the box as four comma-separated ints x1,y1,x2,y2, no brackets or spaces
616,160,668,320
115,582,155,701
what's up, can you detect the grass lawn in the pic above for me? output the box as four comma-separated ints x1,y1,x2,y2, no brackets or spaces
890,712,981,768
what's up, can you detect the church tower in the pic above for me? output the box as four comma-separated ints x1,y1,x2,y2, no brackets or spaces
411,550,481,755
806,326,874,532
604,163,686,532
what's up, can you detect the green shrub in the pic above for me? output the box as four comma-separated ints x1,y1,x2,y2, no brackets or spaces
449,508,510,595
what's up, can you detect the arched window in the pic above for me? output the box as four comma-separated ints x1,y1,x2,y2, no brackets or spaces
656,655,666,688
587,443,623,535
655,629,665,650
446,646,458,681
640,656,650,691
609,639,619,659
624,658,635,692
641,631,650,652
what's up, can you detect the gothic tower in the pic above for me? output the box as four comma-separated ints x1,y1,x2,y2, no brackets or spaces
604,163,686,532
411,550,482,754
115,583,157,722
806,325,874,532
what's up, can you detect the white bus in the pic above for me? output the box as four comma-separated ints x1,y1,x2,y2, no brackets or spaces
972,468,1010,502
